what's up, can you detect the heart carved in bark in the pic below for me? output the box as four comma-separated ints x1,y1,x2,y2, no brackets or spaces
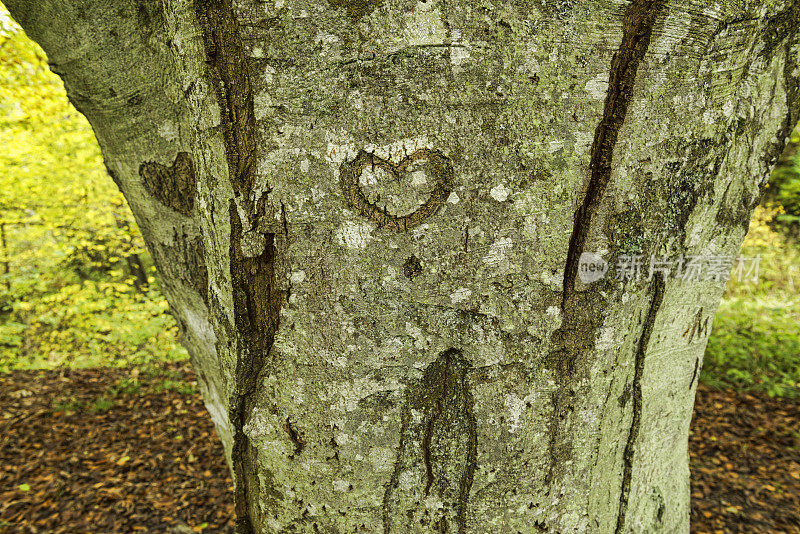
339,148,454,232
138,152,196,217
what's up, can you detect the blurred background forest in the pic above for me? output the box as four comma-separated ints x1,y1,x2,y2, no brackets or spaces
2,8,797,398
0,10,185,373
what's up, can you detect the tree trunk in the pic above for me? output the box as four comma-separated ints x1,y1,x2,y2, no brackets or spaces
6,0,798,532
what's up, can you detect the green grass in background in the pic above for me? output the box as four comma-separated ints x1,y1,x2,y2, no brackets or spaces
703,203,800,398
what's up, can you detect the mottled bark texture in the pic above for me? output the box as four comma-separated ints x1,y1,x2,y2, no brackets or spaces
6,0,799,532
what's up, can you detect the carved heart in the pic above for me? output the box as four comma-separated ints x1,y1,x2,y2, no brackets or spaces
339,148,454,232
139,152,196,216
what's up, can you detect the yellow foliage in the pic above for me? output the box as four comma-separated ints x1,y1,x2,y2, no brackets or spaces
741,204,785,250
724,203,800,299
0,5,185,371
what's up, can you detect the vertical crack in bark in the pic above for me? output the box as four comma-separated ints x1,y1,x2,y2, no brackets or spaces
195,1,281,533
688,355,700,390
457,389,478,534
545,0,665,490
615,275,665,534
422,349,451,497
561,0,665,307
383,349,477,534
196,1,256,200
228,204,281,534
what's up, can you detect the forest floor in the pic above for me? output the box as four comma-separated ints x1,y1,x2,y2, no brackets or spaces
0,364,798,534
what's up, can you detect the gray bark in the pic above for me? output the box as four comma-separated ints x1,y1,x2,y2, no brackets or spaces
6,0,799,532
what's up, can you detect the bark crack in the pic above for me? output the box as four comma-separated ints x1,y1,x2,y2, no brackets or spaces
545,0,665,490
283,418,305,459
383,349,476,534
615,276,665,534
560,0,665,307
195,1,283,533
688,355,700,390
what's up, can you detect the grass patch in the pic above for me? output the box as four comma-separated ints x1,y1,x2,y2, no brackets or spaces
155,378,198,396
89,397,114,413
704,296,800,397
107,377,142,397
703,205,800,397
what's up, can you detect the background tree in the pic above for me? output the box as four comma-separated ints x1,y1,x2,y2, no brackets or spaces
4,0,799,532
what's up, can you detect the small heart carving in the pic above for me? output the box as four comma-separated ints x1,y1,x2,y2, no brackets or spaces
339,148,454,232
139,152,196,216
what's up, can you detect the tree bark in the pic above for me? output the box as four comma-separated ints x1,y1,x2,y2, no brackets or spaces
5,0,799,532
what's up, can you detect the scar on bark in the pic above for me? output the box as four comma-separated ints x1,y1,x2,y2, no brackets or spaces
383,349,477,534
402,255,423,280
138,152,196,217
544,0,666,488
136,153,209,304
682,307,709,343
